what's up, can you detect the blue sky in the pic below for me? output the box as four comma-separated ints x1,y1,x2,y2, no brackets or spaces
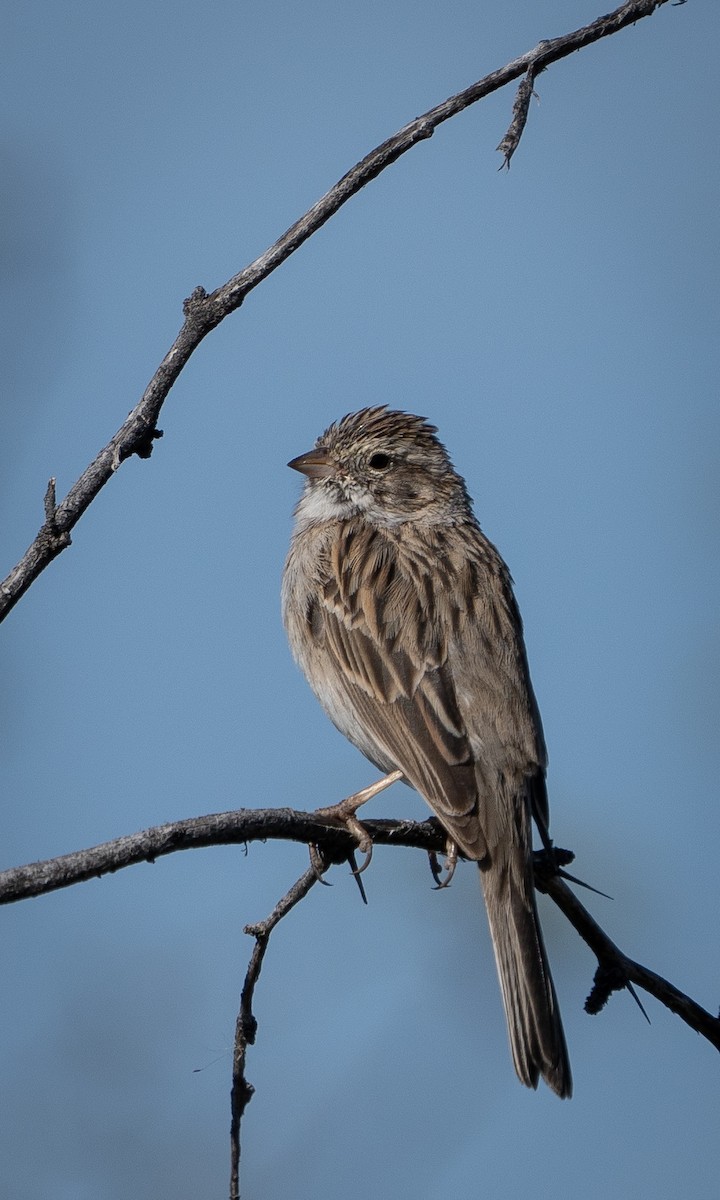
2,2,719,1196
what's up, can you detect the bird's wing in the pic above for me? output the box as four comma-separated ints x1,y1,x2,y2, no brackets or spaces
319,602,483,854
444,556,548,855
304,521,545,859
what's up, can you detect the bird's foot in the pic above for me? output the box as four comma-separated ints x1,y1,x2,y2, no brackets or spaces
310,769,404,881
429,838,458,889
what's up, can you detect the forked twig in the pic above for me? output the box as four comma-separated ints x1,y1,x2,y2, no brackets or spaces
3,805,719,1196
0,0,678,624
535,866,720,1049
3,808,717,1058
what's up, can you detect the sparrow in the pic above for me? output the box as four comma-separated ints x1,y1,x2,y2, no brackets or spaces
282,405,571,1097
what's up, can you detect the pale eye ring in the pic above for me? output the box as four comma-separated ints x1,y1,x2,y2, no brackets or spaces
368,452,392,471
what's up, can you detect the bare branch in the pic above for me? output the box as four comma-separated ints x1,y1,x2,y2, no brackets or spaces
536,866,720,1050
0,0,677,624
230,866,320,1200
2,806,718,1057
0,808,442,905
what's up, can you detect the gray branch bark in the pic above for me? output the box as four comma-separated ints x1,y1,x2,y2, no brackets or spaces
0,0,675,624
1,806,718,1055
1,6,697,1194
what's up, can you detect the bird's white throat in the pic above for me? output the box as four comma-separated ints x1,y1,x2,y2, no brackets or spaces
294,483,359,528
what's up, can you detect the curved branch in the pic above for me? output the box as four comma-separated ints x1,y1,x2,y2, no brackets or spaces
0,0,676,624
0,808,444,904
2,805,718,1056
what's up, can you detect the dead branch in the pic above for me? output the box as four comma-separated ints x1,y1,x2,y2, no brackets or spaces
1,5,696,1194
0,808,441,904
0,0,677,625
1,806,718,1059
536,869,720,1049
230,865,320,1200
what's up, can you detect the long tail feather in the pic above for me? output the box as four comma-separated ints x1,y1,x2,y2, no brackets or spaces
479,853,572,1098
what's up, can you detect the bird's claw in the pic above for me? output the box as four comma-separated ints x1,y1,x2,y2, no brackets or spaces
347,849,369,905
429,839,458,889
311,797,374,880
309,843,368,903
308,769,403,894
308,843,334,885
343,814,373,873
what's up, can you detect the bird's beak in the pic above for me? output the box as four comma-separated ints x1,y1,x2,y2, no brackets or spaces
287,449,334,480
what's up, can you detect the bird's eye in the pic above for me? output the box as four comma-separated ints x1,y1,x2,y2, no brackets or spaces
368,452,392,471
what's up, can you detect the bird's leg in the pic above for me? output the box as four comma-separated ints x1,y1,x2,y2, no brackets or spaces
310,769,404,880
533,804,555,858
429,838,458,889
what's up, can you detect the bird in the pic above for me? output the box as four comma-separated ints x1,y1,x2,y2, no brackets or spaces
282,405,572,1098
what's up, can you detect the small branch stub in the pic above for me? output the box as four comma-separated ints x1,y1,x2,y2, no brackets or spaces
497,67,538,168
130,424,164,462
40,477,71,553
586,961,630,1015
43,477,57,523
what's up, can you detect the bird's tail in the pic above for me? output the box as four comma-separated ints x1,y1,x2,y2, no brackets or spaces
478,849,572,1098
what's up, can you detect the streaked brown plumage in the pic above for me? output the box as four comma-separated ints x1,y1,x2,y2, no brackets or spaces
282,406,571,1097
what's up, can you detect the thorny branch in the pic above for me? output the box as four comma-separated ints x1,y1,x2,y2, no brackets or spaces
7,802,713,1200
2,806,718,1060
1,3,696,1196
536,870,720,1047
0,0,676,624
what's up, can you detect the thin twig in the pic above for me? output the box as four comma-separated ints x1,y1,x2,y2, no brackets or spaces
536,868,720,1050
0,0,676,624
230,865,319,1200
